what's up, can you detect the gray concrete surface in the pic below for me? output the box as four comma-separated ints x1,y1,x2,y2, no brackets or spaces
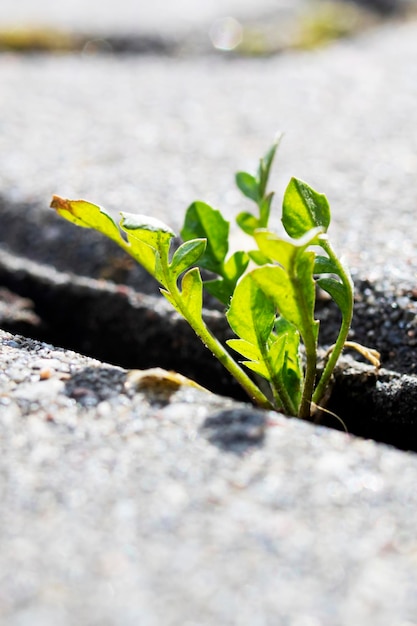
1,20,417,286
2,8,417,626
2,327,417,625
0,0,413,37
0,0,302,35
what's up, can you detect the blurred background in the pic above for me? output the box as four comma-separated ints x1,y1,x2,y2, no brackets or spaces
0,0,417,287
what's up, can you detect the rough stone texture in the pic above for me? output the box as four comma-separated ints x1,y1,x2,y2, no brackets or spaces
2,247,417,438
2,327,417,625
2,8,417,625
0,0,305,35
1,21,417,287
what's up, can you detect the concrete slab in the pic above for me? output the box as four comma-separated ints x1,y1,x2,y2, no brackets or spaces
2,327,417,625
0,0,302,36
1,17,417,626
1,21,417,286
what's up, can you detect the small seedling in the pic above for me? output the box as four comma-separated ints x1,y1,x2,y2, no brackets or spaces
51,137,378,420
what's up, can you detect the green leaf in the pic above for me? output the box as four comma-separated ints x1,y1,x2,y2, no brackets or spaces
241,360,270,380
255,234,297,271
228,336,278,383
223,251,250,282
226,272,276,346
258,193,273,228
236,211,259,235
160,289,180,314
226,339,262,361
51,196,127,248
268,334,287,372
203,251,250,306
317,277,350,315
248,250,271,265
235,172,260,202
255,227,323,271
180,267,203,320
120,212,175,249
282,353,302,408
275,319,302,407
257,136,281,198
314,255,340,276
163,268,204,319
180,201,229,274
170,238,206,277
119,213,175,281
282,178,330,239
250,252,317,341
204,279,233,305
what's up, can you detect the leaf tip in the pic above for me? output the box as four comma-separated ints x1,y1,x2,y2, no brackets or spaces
50,195,71,212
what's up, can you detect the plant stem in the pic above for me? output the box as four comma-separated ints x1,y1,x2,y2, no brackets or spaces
191,315,274,410
261,345,297,416
290,258,318,421
161,262,274,411
312,239,353,406
299,331,317,420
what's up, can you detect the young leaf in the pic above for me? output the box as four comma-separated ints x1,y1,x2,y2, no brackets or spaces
255,227,323,271
120,212,175,249
227,339,263,362
282,351,302,409
226,273,276,346
160,267,203,320
258,193,274,228
51,196,127,248
180,201,229,274
282,178,330,239
235,172,260,202
203,278,233,307
203,250,250,306
257,136,281,198
317,277,350,315
180,267,204,320
250,252,318,343
169,239,206,277
248,250,271,266
240,359,270,379
119,212,175,282
274,318,303,408
314,255,340,276
223,251,250,282
267,334,287,373
236,211,260,236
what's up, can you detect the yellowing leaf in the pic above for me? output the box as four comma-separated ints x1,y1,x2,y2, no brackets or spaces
51,196,128,249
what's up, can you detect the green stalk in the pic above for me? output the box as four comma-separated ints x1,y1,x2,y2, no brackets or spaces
289,260,318,421
298,330,317,420
160,260,274,411
260,345,298,416
312,239,353,406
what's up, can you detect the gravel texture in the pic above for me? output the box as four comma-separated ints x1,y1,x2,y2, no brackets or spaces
2,327,417,625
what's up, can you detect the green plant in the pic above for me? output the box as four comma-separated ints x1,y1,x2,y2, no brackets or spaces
51,138,377,420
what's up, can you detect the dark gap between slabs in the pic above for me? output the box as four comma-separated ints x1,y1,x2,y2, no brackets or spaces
1,247,417,452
